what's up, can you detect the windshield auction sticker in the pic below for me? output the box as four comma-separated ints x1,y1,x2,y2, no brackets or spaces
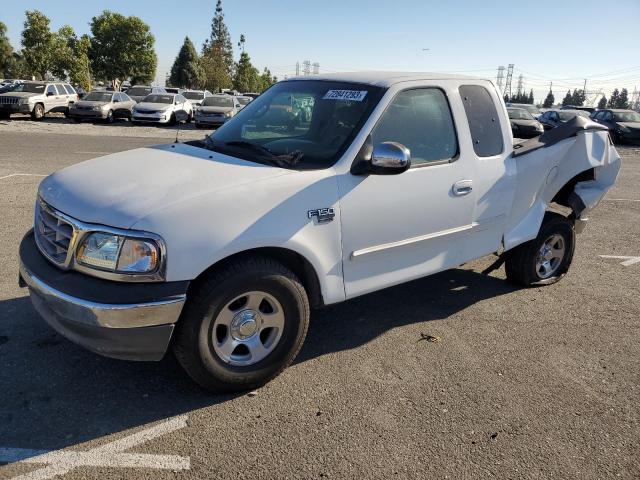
323,90,368,101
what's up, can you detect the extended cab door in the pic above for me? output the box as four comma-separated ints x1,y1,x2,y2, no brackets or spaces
339,86,476,299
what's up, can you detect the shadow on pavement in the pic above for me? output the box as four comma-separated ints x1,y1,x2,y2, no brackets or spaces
0,267,516,453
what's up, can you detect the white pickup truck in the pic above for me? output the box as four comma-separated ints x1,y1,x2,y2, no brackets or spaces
19,72,620,392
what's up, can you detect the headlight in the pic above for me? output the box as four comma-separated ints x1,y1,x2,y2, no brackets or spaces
19,98,30,105
92,105,103,111
76,232,160,274
225,111,232,118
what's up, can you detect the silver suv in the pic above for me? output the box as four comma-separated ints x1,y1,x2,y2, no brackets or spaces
0,81,78,120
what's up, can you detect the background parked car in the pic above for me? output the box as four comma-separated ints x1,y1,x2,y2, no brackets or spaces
538,109,591,130
165,87,185,95
242,92,260,99
507,102,541,119
0,81,77,120
131,93,193,125
127,85,167,103
195,94,241,128
560,105,596,114
507,107,544,138
592,109,640,145
183,89,212,110
69,90,136,123
236,95,253,110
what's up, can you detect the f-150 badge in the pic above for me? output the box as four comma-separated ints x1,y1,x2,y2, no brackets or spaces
308,208,335,224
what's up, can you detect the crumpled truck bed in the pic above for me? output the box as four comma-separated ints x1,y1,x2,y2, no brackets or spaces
504,118,621,251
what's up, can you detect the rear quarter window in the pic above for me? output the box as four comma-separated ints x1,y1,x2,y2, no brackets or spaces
459,85,504,157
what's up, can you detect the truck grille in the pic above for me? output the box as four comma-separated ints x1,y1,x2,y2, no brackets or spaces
0,96,19,105
34,200,75,266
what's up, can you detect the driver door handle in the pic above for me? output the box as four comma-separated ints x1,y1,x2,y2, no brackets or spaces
453,180,473,196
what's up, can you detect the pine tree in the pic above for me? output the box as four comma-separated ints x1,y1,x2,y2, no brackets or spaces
201,0,233,92
617,88,629,109
258,67,277,92
597,96,607,109
233,50,259,93
528,89,534,104
543,90,555,108
168,37,204,89
503,94,510,103
608,89,619,108
562,90,572,106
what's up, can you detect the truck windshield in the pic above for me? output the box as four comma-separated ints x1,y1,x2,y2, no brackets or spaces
13,83,46,93
614,111,640,123
84,92,113,102
508,108,534,120
207,80,384,169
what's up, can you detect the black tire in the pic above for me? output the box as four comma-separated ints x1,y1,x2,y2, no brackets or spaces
31,103,45,120
169,113,177,126
173,256,310,392
0,111,10,120
186,112,192,123
505,213,575,287
73,117,82,123
195,122,201,129
105,110,114,124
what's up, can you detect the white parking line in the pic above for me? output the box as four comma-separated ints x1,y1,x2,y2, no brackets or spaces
74,151,111,155
599,255,640,266
604,198,640,202
0,415,190,480
0,174,47,181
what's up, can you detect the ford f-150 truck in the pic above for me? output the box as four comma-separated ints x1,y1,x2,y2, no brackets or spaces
18,72,620,392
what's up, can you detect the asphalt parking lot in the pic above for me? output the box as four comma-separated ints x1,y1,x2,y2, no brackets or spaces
0,118,638,479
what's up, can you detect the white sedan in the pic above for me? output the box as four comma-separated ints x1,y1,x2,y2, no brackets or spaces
131,93,193,125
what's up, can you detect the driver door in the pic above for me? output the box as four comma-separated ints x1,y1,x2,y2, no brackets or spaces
339,87,476,299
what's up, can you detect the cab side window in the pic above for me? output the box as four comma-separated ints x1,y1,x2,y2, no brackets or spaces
46,85,56,96
55,84,66,95
371,88,458,166
459,85,503,157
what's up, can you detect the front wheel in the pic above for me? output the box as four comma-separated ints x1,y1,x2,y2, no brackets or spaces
505,214,575,286
31,103,45,120
186,112,192,123
105,110,114,123
173,257,310,392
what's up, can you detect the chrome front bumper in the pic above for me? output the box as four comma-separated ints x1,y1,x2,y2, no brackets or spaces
20,263,185,361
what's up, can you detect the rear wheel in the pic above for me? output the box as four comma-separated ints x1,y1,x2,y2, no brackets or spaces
31,103,45,120
173,257,310,392
505,214,575,286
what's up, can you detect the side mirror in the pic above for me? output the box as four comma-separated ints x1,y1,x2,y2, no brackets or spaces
350,136,411,175
370,142,411,174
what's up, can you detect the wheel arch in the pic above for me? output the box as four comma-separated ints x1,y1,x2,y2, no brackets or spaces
188,246,324,309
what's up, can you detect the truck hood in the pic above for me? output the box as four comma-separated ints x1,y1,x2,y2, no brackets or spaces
198,106,233,114
38,143,292,229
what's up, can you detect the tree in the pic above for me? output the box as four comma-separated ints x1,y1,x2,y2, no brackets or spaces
597,96,607,109
233,51,259,93
258,67,277,92
617,88,629,109
542,90,555,108
0,21,14,77
89,11,156,86
528,89,534,105
68,35,92,91
561,90,572,106
608,89,619,108
21,10,55,80
168,37,204,89
201,0,234,92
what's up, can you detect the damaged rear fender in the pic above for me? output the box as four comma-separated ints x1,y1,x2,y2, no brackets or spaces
503,129,621,251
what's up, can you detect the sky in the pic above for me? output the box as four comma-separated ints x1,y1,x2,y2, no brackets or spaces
2,0,640,104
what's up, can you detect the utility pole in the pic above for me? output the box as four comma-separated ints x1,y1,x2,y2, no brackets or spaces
504,64,514,98
312,62,320,75
295,61,300,76
496,66,505,92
